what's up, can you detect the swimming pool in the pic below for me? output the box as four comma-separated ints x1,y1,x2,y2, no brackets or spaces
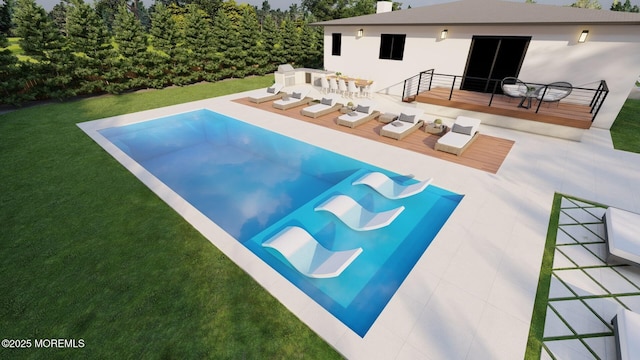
94,109,462,336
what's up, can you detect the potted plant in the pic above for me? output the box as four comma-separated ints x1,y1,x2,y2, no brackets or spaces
434,118,443,128
347,101,354,109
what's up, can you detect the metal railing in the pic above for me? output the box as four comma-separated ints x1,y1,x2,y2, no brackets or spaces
403,70,609,122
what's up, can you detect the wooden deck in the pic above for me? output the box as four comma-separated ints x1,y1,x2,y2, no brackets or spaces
234,97,515,174
413,87,593,129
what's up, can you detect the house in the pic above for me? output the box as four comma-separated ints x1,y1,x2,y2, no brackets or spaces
313,0,640,133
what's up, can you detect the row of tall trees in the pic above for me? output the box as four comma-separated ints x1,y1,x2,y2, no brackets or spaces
0,0,325,105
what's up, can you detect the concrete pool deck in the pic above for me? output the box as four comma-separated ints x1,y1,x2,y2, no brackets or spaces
79,88,640,359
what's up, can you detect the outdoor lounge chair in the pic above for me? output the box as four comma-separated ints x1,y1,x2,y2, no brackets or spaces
612,308,640,360
315,194,404,231
300,94,343,118
602,206,640,267
536,81,572,106
272,88,312,110
262,226,363,279
352,171,432,200
434,115,481,156
379,108,424,140
336,100,380,128
248,83,284,103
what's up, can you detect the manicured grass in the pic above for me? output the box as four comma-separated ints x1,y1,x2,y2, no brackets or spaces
610,98,640,154
524,193,562,360
0,77,342,359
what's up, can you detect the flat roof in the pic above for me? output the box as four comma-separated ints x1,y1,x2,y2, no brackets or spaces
314,0,640,26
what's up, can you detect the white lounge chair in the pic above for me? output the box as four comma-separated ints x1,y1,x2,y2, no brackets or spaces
262,226,363,279
336,100,380,128
314,194,404,231
380,107,424,140
248,83,284,103
352,171,432,200
602,206,640,267
272,88,312,110
612,308,640,360
434,115,481,156
300,94,343,118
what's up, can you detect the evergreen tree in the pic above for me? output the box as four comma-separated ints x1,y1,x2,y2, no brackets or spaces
149,3,187,86
239,6,268,75
113,4,149,90
300,19,323,69
13,0,62,59
12,0,77,101
570,0,602,9
0,7,24,105
611,0,639,12
48,2,68,36
280,17,302,66
66,0,118,94
0,0,13,37
261,14,285,73
183,3,218,82
212,8,246,78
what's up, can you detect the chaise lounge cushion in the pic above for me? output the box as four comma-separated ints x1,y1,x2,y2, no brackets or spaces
451,123,474,135
602,206,640,267
398,113,416,123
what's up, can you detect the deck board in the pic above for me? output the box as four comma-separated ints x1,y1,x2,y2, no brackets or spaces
414,87,593,129
234,97,515,174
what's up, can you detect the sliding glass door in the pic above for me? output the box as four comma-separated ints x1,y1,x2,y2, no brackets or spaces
461,36,530,93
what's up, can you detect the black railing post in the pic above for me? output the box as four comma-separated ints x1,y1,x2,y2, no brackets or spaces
449,76,456,100
591,90,608,122
534,85,547,114
488,80,499,106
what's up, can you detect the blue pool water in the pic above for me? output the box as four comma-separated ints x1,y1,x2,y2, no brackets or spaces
99,109,462,336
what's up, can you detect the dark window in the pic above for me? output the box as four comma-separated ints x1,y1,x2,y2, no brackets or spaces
332,33,342,56
379,34,406,60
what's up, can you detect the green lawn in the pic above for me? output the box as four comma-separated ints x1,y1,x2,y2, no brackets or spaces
0,76,342,359
610,98,640,153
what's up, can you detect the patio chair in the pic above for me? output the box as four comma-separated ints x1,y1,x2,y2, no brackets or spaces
248,83,284,103
336,100,380,128
362,81,373,98
300,94,343,118
262,226,363,279
602,206,640,267
352,171,432,200
338,78,348,97
320,77,330,94
612,308,640,360
501,77,528,102
314,194,404,231
434,115,481,156
347,80,359,98
329,77,339,94
380,107,424,140
272,88,312,110
536,81,572,106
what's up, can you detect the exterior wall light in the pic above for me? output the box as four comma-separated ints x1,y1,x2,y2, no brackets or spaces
440,29,448,40
578,30,589,43
357,28,364,37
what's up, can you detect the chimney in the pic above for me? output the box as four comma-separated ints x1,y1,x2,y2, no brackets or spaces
376,1,393,13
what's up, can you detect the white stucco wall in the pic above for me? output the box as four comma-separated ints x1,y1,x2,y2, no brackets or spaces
322,24,640,129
